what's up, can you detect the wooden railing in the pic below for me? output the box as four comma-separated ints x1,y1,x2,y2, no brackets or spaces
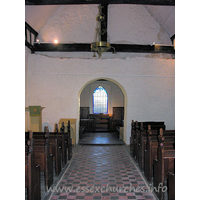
25,22,38,52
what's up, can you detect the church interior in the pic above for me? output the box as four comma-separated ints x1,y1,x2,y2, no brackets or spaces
22,0,190,200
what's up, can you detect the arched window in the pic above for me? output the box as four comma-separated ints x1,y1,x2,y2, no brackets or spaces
93,86,108,114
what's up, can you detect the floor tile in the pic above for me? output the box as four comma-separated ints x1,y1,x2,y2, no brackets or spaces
49,145,156,200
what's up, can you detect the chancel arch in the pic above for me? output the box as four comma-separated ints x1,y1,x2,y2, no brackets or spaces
78,78,127,142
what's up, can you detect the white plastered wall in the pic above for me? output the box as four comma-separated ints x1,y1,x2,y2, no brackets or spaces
25,5,175,144
25,55,174,144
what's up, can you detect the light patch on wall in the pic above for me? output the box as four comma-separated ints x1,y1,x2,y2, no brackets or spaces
54,39,58,44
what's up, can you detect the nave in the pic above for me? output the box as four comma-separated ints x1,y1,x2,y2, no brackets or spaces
47,145,157,200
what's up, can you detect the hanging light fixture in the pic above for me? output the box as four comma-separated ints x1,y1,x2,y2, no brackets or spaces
91,5,116,57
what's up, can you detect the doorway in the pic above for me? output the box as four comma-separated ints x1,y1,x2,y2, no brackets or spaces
79,78,126,144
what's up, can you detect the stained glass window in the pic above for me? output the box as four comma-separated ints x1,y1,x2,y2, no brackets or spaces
93,86,108,114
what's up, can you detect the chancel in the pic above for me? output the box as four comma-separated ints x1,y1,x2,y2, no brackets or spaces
25,1,175,200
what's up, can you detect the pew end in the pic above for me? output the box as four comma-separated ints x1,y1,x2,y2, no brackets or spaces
25,131,41,200
168,172,175,200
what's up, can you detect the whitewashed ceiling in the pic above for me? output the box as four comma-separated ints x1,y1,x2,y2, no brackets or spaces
25,5,175,38
145,5,175,38
25,5,60,32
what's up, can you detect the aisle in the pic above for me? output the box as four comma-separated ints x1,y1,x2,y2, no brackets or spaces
79,132,125,145
49,145,157,200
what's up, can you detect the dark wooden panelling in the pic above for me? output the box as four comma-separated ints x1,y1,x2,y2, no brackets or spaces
80,107,90,119
113,107,124,120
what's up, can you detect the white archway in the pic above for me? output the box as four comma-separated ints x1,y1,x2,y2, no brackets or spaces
77,77,128,144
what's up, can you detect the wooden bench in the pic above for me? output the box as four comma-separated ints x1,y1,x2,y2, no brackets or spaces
31,126,54,190
67,120,72,160
168,172,175,200
130,120,140,159
138,123,162,171
25,123,73,198
153,132,175,200
144,127,175,183
80,119,95,132
49,124,62,176
108,119,124,132
130,120,166,163
130,120,135,157
89,113,110,130
138,123,158,171
79,125,85,139
59,121,72,162
25,131,41,200
116,126,120,139
59,122,68,166
141,121,166,130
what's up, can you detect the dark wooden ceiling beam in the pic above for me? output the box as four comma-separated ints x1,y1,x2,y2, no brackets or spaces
33,43,175,54
34,43,91,52
101,4,108,42
25,0,175,6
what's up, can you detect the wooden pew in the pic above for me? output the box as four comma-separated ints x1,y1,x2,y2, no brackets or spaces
130,120,140,160
116,126,120,139
153,131,175,200
133,121,140,161
133,121,166,166
32,126,54,190
130,120,135,157
142,121,166,131
80,119,95,132
67,120,72,160
137,122,148,170
168,172,175,200
144,127,175,183
44,122,71,176
79,125,85,139
108,119,124,132
59,121,72,163
25,131,41,200
25,123,72,198
138,123,162,171
59,122,68,166
49,124,62,176
130,121,166,159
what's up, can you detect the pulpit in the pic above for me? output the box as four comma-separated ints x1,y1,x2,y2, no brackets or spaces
25,106,45,132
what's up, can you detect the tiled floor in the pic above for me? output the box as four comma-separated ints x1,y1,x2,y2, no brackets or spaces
48,145,157,200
